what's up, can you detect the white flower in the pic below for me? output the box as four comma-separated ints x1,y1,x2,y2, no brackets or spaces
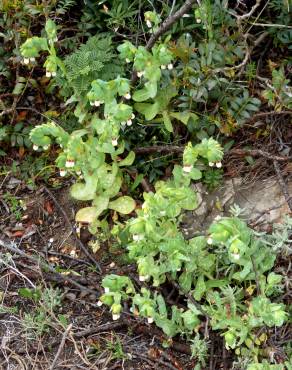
49,238,54,243
231,253,240,260
112,138,118,146
127,119,132,126
94,100,101,107
46,71,52,78
146,19,152,28
124,93,131,100
216,162,222,168
76,170,81,175
112,314,120,320
121,121,126,127
97,300,103,307
160,211,166,216
139,275,149,282
23,58,30,65
126,58,131,63
65,160,75,168
183,165,193,173
51,71,56,77
137,71,144,78
133,234,144,242
207,237,213,245
104,287,110,293
177,268,181,272
131,113,135,119
54,37,58,42
30,57,36,62
43,145,49,150
90,101,95,106
160,64,166,70
60,169,67,177
33,144,39,151
196,18,202,23
167,63,173,70
147,317,154,324
109,262,115,268
215,215,222,221
76,226,80,234
209,162,214,167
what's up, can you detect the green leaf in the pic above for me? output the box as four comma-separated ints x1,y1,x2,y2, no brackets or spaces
133,87,152,102
92,195,109,216
70,176,97,201
109,196,136,214
193,275,206,301
75,206,99,223
162,111,173,132
134,102,160,120
118,151,135,166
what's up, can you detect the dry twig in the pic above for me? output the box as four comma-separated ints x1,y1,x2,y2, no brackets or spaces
49,324,73,370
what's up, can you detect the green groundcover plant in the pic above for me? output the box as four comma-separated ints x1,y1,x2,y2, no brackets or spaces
19,5,291,368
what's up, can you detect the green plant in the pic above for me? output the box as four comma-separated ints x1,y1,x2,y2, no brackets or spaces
19,287,62,339
263,67,292,110
3,192,25,220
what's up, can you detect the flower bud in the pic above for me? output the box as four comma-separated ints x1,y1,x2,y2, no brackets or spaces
30,57,36,62
94,100,101,107
51,71,56,77
60,169,67,177
112,138,118,146
207,237,213,245
196,18,202,23
209,162,214,167
216,162,222,168
112,314,120,320
146,20,152,28
160,64,166,70
167,63,173,70
43,145,49,150
33,144,39,151
137,71,144,78
46,71,52,78
127,119,132,126
124,93,131,100
23,58,30,65
147,317,154,324
183,165,193,173
125,58,131,63
139,275,149,282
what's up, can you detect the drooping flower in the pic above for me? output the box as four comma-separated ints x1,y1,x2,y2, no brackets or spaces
146,20,152,28
124,93,131,100
46,71,52,78
33,144,39,151
207,237,213,245
183,165,193,173
60,169,67,177
216,162,222,168
209,162,214,167
23,58,30,65
112,138,118,146
160,64,166,70
112,314,120,320
167,63,173,70
147,317,154,324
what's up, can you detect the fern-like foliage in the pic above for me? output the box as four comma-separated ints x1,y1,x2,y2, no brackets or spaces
56,34,124,97
56,0,77,15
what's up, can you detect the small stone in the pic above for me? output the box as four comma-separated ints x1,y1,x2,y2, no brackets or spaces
65,293,76,301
